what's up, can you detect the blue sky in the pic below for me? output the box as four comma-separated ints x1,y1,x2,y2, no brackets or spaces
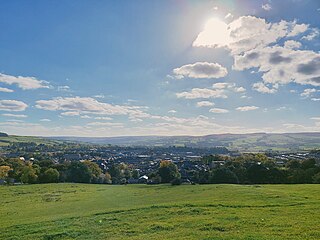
0,0,320,136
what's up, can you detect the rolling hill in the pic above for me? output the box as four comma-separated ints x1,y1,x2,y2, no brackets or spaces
50,132,320,152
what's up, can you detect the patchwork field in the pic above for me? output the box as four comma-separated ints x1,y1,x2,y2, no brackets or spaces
0,184,319,239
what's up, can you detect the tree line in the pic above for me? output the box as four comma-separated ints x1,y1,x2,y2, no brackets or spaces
1,153,320,185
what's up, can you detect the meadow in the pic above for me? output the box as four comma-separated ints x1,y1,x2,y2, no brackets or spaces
0,183,319,239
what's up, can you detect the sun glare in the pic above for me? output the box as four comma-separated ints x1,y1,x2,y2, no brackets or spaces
193,18,230,47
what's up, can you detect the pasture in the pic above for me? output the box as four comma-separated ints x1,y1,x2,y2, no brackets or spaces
0,184,319,239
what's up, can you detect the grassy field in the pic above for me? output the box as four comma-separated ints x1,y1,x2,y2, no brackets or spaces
0,135,62,146
0,184,319,240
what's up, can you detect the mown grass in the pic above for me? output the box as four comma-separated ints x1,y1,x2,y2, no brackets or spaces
0,184,319,239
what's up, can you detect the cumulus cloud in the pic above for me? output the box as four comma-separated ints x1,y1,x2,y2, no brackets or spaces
284,40,302,49
234,86,246,92
0,87,14,92
236,106,259,111
300,88,319,97
212,82,230,89
301,28,319,41
172,62,228,79
196,101,215,107
209,108,229,113
168,110,177,114
193,15,320,91
262,3,272,11
252,82,278,93
57,85,71,92
35,97,150,120
176,88,227,99
0,73,49,90
234,46,320,87
0,100,28,111
193,16,310,54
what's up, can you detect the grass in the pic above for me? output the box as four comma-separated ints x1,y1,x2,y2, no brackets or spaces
0,135,61,146
0,184,319,239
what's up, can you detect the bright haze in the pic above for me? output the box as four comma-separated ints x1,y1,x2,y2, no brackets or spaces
0,0,320,137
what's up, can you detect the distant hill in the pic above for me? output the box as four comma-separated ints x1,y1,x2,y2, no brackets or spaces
0,134,62,147
50,132,320,152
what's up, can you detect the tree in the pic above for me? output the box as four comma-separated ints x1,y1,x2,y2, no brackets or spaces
209,168,239,184
0,166,12,181
132,169,139,179
67,162,91,183
301,159,316,170
313,172,320,183
108,164,122,184
171,177,182,185
21,165,38,184
158,160,180,183
41,168,60,183
247,163,269,184
83,161,102,183
104,172,112,184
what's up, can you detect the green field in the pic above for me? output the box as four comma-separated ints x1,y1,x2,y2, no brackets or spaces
0,135,61,146
1,184,319,240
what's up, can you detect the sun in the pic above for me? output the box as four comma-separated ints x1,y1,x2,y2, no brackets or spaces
193,18,230,47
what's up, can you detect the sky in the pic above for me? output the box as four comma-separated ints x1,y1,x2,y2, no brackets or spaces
0,0,320,137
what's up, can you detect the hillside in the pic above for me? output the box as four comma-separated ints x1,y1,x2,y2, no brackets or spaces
0,184,319,240
0,134,62,147
50,132,320,151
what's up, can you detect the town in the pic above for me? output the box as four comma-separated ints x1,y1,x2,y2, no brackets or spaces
1,140,320,185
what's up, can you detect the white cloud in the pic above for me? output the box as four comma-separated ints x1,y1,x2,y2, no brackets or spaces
40,119,51,122
236,106,259,111
172,62,228,79
35,97,151,120
0,87,14,92
310,117,320,121
287,21,309,37
176,88,227,99
2,113,27,118
262,3,272,11
300,88,319,97
252,82,278,94
301,28,320,41
94,116,113,120
192,15,320,90
57,85,71,92
0,100,28,111
311,98,320,101
61,111,80,116
234,46,320,87
168,110,177,114
196,101,215,107
234,86,246,92
225,13,233,20
212,82,229,89
0,73,49,90
87,122,123,127
209,108,229,113
193,16,309,54
284,40,301,49
80,115,92,119
93,94,105,99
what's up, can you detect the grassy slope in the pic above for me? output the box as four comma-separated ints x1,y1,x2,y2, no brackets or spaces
0,184,320,240
0,135,62,146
